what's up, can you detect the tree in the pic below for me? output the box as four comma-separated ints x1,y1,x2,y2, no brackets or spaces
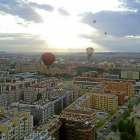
105,137,115,140
118,119,125,132
120,132,128,140
37,93,42,100
95,131,98,139
111,124,118,132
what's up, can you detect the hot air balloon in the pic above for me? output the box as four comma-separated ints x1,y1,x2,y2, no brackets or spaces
105,32,107,35
41,52,55,69
93,20,96,23
86,47,94,60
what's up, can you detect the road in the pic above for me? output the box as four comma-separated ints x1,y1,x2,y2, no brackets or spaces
96,112,124,140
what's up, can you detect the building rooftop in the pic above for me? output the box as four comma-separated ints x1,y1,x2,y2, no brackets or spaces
25,131,50,140
62,108,94,116
0,117,10,124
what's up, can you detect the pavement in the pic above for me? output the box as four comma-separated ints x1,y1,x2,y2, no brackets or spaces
107,131,120,140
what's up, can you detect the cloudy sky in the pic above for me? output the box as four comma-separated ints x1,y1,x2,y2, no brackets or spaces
0,0,140,53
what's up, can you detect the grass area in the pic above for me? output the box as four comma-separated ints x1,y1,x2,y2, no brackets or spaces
96,120,105,128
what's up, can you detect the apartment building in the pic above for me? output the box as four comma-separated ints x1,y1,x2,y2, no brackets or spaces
89,93,118,111
93,83,125,105
55,84,81,101
24,130,51,140
58,93,96,140
101,81,134,97
121,70,139,80
59,107,96,140
0,71,9,83
0,108,33,140
0,78,38,93
24,88,37,103
36,115,62,140
73,77,136,88
0,93,7,109
9,101,54,126
30,79,59,93
70,93,118,112
40,89,73,114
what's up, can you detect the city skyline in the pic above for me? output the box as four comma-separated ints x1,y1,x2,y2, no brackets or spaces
0,0,140,53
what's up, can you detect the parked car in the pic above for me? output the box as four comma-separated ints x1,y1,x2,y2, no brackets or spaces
104,125,108,128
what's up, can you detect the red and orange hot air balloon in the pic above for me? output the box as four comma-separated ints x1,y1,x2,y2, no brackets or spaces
41,52,55,69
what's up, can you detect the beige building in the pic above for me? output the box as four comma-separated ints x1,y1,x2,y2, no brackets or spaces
0,108,33,140
121,70,139,80
69,92,118,112
91,93,117,111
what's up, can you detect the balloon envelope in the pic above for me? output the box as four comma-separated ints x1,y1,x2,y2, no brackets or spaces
41,52,55,69
86,47,94,56
93,20,96,23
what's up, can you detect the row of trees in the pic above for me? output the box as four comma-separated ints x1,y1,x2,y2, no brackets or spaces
111,118,138,140
75,66,121,77
44,73,73,78
106,109,118,119
75,66,105,75
136,97,140,105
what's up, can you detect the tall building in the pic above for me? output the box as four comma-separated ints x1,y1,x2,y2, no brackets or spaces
9,101,54,126
85,93,118,111
59,107,96,140
24,88,37,103
59,94,96,140
36,115,62,140
0,93,7,108
0,108,33,140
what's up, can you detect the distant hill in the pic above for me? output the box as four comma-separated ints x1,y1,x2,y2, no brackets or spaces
0,51,7,54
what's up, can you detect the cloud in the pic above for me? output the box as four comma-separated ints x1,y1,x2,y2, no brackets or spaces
79,0,140,37
0,0,54,23
29,2,54,12
0,33,46,52
78,0,140,52
58,8,70,16
79,33,140,52
119,0,140,10
80,10,140,37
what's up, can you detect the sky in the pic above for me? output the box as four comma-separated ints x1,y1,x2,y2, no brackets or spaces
0,0,140,53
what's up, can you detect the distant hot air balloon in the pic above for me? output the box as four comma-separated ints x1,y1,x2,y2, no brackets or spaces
105,32,107,35
41,52,55,69
86,47,94,60
93,20,96,23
